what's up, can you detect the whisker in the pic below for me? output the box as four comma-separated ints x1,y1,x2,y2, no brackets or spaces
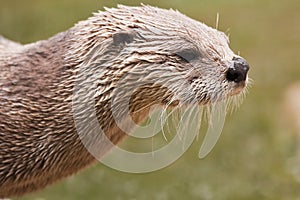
160,104,169,142
131,103,151,114
216,12,220,30
182,104,200,150
199,99,228,159
225,28,231,38
160,97,179,142
195,106,204,142
175,104,187,141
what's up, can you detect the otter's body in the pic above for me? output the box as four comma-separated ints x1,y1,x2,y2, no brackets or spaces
0,5,249,198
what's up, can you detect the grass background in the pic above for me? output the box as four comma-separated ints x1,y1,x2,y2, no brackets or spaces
1,0,300,199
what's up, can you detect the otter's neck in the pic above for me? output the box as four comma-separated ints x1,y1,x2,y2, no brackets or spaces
0,29,127,197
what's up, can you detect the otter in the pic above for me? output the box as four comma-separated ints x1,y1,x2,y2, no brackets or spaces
0,5,249,198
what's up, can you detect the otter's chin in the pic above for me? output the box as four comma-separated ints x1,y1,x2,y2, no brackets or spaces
229,80,248,96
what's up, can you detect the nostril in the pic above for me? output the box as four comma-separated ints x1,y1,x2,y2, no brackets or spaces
226,57,250,83
226,68,242,83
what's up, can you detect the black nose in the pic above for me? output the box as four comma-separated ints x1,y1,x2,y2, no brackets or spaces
226,57,250,83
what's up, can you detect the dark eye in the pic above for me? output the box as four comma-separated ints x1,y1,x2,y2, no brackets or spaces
175,48,200,63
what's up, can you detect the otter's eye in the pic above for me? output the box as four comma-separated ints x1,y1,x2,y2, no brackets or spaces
113,32,134,45
175,48,199,63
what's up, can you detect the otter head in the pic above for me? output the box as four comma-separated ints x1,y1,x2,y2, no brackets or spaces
74,5,250,129
84,5,249,110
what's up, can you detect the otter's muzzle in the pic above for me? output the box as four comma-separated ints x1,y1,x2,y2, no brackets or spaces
226,57,250,83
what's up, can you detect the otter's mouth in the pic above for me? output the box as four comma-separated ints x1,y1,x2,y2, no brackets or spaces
229,81,247,96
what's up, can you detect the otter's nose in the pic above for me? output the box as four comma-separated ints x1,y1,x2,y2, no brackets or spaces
226,57,250,83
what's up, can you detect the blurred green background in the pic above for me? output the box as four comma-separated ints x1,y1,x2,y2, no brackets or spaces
1,0,300,199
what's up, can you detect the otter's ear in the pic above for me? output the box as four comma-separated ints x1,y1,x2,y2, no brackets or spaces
113,32,134,46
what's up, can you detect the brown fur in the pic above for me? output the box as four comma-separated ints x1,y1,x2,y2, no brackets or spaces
0,5,248,197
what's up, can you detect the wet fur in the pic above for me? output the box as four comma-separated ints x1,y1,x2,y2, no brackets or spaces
0,5,245,197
